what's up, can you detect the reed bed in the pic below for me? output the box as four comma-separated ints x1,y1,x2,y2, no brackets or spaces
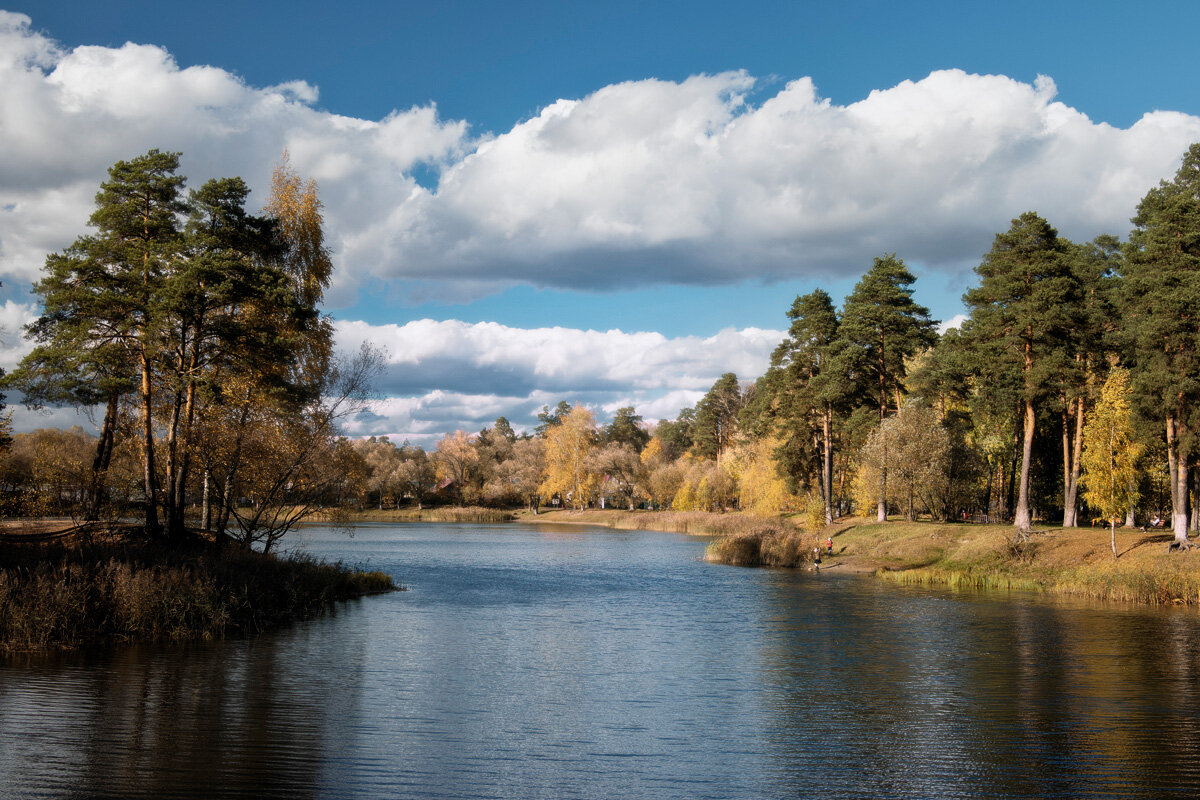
703,526,813,567
0,536,396,653
392,506,516,523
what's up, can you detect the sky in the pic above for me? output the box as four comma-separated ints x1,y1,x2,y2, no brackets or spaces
3,1,1200,444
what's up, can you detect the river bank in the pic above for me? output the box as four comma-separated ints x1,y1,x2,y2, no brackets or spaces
521,509,1200,606
0,521,396,653
834,519,1200,606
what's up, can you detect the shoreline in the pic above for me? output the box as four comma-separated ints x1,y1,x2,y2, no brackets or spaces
322,506,1200,606
521,510,1200,606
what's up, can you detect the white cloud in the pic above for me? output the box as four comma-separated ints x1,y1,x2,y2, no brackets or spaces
0,299,37,368
937,313,968,334
3,12,1199,303
333,318,780,441
0,11,467,301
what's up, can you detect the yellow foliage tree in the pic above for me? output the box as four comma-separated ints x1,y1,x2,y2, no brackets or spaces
435,430,479,506
672,481,697,511
732,437,796,517
539,406,599,509
1080,368,1142,557
639,437,664,466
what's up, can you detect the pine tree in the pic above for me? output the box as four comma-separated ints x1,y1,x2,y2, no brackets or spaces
692,373,743,462
964,213,1082,530
1123,143,1200,543
768,290,844,524
837,254,937,522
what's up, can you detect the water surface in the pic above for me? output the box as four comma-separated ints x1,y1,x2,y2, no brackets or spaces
3,523,1199,799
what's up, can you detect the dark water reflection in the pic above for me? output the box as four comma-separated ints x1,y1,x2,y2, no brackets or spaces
3,523,1200,799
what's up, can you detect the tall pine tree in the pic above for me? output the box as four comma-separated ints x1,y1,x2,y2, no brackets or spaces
837,255,936,522
964,212,1082,530
1123,143,1200,543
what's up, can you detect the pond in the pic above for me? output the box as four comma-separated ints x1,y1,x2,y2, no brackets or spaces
2,522,1200,799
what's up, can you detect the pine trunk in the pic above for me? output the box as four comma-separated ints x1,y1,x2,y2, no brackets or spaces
1062,399,1084,527
164,385,184,538
1167,414,1190,542
86,393,120,521
1014,397,1035,530
822,407,834,525
139,352,160,536
877,390,887,523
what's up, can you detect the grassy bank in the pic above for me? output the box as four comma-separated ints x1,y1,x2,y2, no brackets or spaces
821,519,1200,606
0,524,396,653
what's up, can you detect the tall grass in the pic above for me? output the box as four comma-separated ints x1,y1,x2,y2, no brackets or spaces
704,526,813,567
393,506,515,523
0,539,396,653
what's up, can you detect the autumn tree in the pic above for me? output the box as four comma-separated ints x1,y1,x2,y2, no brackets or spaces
486,437,544,510
855,404,951,521
205,344,381,551
1054,236,1122,527
436,430,480,506
395,445,438,509
1081,369,1142,557
591,442,646,509
265,150,334,379
539,405,599,509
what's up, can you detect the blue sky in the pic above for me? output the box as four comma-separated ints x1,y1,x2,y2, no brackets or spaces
2,2,1200,441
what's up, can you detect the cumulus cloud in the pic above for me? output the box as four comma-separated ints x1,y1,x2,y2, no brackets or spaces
3,11,1200,302
937,313,968,334
333,318,780,444
0,11,467,300
0,299,37,367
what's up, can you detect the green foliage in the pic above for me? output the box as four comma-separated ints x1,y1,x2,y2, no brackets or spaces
692,373,743,460
535,400,574,436
601,406,650,452
653,408,695,460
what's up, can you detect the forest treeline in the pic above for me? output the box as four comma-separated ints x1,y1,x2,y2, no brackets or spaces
6,144,1200,545
346,142,1200,546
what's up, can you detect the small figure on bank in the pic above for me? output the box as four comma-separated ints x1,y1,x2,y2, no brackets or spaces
826,536,833,556
813,546,821,565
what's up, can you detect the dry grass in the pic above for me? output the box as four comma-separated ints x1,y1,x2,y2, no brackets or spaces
0,527,397,652
313,506,515,524
704,526,813,567
835,519,1200,606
